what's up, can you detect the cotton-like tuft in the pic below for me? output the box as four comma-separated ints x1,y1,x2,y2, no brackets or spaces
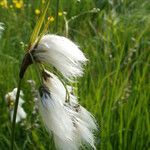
38,70,97,150
33,34,87,79
39,85,75,148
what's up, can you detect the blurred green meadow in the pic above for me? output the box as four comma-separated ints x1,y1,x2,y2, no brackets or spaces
0,0,149,149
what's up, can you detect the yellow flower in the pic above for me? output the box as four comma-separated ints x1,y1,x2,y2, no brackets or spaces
41,0,45,4
0,0,8,8
58,12,63,16
48,16,54,22
13,0,17,3
35,9,40,15
14,0,23,9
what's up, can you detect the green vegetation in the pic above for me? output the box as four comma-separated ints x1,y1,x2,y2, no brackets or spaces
0,0,149,149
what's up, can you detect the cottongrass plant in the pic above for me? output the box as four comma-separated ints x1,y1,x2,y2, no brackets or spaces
20,33,98,149
5,88,26,123
10,1,97,149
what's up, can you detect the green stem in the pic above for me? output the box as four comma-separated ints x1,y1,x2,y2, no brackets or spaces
53,68,70,102
29,52,42,85
54,0,59,33
11,78,22,150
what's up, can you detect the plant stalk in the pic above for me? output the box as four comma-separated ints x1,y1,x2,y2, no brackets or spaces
54,0,59,33
11,78,22,150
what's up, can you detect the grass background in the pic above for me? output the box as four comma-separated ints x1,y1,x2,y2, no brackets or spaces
0,0,149,149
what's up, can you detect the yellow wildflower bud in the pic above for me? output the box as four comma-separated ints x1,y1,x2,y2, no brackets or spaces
15,1,23,9
13,0,17,3
35,9,40,15
42,0,45,4
0,0,8,8
48,16,55,22
58,12,63,16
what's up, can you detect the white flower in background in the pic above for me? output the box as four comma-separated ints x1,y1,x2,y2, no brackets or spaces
39,70,97,150
32,34,87,79
5,88,27,123
0,22,4,38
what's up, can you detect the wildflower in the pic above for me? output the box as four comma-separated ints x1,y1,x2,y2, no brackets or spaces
27,80,39,115
35,9,40,15
9,4,13,8
13,0,23,9
58,11,63,16
0,0,8,8
41,0,45,4
91,8,100,13
76,0,81,2
5,88,26,123
0,22,4,30
63,11,67,15
38,70,97,149
48,16,54,22
13,0,17,3
22,34,87,80
0,22,4,38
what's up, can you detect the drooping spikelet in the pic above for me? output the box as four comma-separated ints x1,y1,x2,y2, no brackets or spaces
38,70,97,150
18,33,97,149
32,34,87,79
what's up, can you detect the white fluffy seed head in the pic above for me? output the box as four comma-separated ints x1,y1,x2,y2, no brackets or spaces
33,34,87,80
5,88,26,123
39,70,97,150
39,91,74,139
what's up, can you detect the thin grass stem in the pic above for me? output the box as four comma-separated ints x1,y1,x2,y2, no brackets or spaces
54,0,59,33
11,78,22,150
